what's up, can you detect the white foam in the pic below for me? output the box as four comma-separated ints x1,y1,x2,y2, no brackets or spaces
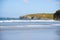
0,20,56,23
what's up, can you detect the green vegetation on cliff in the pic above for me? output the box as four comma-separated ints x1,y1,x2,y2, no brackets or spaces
27,14,53,19
20,10,60,20
20,13,53,20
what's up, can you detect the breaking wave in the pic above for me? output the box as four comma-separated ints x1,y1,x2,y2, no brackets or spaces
0,20,58,23
0,20,60,29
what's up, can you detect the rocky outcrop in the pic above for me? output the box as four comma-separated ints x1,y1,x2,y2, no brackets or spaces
53,10,60,20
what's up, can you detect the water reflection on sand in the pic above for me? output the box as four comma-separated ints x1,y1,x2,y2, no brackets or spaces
55,27,60,40
0,27,60,40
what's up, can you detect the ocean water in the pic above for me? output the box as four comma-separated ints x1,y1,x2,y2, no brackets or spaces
0,20,60,40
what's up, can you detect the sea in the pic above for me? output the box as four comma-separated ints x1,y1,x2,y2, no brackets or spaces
0,18,60,40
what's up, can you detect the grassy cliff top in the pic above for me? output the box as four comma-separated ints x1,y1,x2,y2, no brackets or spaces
26,13,53,16
21,13,54,19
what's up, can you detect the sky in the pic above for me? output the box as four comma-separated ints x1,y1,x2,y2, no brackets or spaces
0,0,60,18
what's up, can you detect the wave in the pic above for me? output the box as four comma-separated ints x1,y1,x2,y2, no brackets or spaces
0,20,58,23
0,24,60,29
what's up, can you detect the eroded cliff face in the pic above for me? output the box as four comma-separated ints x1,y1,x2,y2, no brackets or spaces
53,10,60,20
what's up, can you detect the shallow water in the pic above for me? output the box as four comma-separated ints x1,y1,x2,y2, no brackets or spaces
0,29,60,40
0,20,60,40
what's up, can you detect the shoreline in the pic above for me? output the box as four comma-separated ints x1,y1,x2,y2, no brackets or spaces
0,20,56,23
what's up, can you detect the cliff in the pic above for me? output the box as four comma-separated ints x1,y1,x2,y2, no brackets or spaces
20,13,53,20
20,10,60,20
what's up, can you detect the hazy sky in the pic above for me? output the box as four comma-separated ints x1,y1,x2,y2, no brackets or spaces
0,0,60,18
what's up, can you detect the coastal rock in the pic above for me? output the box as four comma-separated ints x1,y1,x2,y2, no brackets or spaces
53,10,60,20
